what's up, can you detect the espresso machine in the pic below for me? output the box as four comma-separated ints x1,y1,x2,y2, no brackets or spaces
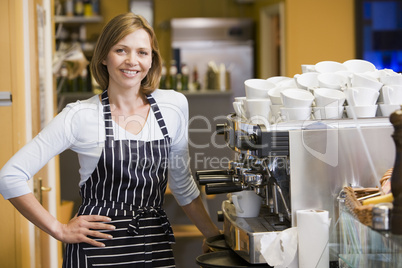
196,113,395,265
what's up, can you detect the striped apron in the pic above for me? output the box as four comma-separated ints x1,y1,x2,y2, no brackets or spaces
63,90,176,268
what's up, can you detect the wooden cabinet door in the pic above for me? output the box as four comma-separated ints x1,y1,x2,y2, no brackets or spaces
0,0,31,267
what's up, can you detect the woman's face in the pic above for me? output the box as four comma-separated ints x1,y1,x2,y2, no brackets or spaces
102,28,153,92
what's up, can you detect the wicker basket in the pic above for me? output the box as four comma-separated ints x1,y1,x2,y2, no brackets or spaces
344,186,379,227
343,168,393,226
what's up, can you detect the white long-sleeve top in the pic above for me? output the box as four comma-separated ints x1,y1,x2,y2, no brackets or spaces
0,89,200,206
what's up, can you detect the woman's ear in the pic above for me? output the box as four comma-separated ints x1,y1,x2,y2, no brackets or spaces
102,59,107,65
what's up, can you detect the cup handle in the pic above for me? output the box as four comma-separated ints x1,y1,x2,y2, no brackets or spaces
239,105,247,119
231,195,244,213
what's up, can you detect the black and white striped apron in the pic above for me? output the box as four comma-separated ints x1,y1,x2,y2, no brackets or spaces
63,90,176,268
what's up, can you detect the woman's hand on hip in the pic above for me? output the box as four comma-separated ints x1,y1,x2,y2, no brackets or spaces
58,214,115,247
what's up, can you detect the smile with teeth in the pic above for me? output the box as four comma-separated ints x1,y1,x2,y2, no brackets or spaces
122,70,139,75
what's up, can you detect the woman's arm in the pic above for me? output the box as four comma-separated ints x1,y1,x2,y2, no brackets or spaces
9,193,115,247
181,195,221,252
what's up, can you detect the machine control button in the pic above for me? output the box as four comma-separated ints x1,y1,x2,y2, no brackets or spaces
216,123,227,135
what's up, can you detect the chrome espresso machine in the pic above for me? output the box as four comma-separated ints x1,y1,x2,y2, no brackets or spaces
196,114,395,265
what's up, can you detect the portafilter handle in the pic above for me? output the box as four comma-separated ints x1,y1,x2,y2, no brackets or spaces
205,182,243,195
195,170,230,181
197,175,234,185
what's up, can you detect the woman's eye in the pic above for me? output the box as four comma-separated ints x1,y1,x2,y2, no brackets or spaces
139,51,149,56
116,48,126,54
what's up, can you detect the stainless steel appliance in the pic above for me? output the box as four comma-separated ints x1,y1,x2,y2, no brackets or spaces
196,114,395,265
171,18,254,98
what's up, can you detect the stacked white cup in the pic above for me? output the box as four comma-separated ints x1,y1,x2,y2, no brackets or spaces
344,71,382,118
380,84,402,116
279,88,315,121
378,70,402,116
233,78,276,125
313,88,346,119
344,87,380,118
235,59,401,123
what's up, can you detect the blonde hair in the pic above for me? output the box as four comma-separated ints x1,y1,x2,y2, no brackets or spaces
91,13,162,95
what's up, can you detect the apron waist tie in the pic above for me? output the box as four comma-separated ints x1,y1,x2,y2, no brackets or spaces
128,207,173,236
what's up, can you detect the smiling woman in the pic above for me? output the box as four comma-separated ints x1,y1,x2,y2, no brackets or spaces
91,13,162,94
103,29,153,94
0,12,220,268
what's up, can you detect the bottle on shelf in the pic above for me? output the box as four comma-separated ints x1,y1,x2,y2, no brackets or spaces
218,63,226,91
54,0,63,16
65,0,74,16
67,75,78,92
58,64,69,93
83,0,93,17
77,68,88,92
181,63,189,91
176,73,182,91
74,0,84,16
191,65,201,91
91,0,100,15
169,60,178,90
206,61,218,90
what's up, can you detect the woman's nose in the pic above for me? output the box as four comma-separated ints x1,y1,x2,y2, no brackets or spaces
125,53,138,66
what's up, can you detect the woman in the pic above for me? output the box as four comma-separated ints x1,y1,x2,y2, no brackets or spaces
0,13,220,267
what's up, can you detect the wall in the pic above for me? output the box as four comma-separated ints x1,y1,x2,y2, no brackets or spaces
285,0,355,76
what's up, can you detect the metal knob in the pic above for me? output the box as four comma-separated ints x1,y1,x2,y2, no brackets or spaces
237,134,258,150
242,173,263,186
216,123,227,135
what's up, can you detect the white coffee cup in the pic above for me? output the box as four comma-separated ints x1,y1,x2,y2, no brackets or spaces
280,107,312,121
377,69,399,77
345,87,379,106
313,87,346,107
268,87,288,105
335,70,353,87
382,85,402,105
266,76,293,85
234,96,247,103
315,60,347,73
234,97,247,113
233,101,246,118
346,105,378,118
271,77,298,89
351,73,383,91
245,99,271,125
295,72,319,90
343,59,376,73
245,79,276,99
317,73,349,90
380,104,400,117
280,88,314,108
313,106,344,120
379,74,402,86
230,190,262,218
